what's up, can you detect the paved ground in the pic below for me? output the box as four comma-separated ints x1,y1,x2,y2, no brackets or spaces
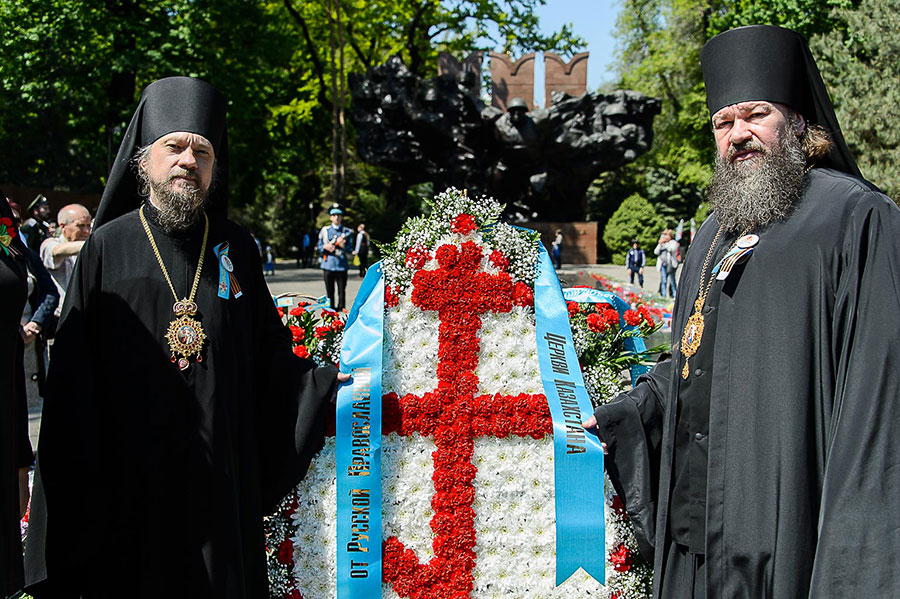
27,260,680,449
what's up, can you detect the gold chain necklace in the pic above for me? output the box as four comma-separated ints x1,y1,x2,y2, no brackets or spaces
679,224,751,379
140,205,210,370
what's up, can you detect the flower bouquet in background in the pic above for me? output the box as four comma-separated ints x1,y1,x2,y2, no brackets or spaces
568,294,666,403
276,295,346,366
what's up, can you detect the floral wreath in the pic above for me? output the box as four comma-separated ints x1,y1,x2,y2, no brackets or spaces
265,189,657,599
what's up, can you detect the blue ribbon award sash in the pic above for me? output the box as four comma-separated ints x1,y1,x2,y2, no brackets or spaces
336,263,385,599
213,242,242,299
533,244,606,585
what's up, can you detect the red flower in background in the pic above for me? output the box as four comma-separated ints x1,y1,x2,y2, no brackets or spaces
623,309,641,327
289,325,305,342
451,213,477,235
609,544,633,572
276,539,294,565
567,301,580,317
611,494,628,517
586,312,608,333
292,345,310,359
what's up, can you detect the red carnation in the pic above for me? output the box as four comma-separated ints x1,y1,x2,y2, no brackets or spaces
405,245,431,269
314,326,331,339
276,539,294,565
512,282,534,307
451,213,477,235
288,306,304,316
611,494,627,516
586,312,608,333
488,249,509,271
623,309,641,326
602,307,621,328
292,344,310,359
567,301,580,317
331,319,344,331
609,543,633,572
289,325,305,342
276,307,286,318
385,285,400,308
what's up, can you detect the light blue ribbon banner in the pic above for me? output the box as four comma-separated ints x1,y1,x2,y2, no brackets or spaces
336,263,385,599
561,287,650,384
534,245,606,585
213,242,242,299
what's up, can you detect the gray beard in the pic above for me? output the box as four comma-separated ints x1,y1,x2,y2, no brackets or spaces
139,168,208,233
707,130,807,234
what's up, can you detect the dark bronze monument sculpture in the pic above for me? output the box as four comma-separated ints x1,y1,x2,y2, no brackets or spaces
349,55,660,220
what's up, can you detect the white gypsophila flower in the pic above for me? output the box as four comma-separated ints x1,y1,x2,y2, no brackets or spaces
491,222,539,284
572,323,591,358
583,364,627,408
429,187,503,226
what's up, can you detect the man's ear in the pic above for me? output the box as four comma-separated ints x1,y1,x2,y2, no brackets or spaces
793,112,807,136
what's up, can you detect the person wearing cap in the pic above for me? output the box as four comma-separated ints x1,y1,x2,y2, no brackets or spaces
317,204,353,311
24,77,348,598
585,25,900,598
19,194,52,253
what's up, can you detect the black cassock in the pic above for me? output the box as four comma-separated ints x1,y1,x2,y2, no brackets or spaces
595,168,900,598
25,205,337,598
1,225,34,597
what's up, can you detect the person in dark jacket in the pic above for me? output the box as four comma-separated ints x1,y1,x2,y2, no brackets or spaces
625,238,646,288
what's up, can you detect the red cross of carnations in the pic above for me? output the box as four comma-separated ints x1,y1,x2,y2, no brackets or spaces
381,240,552,599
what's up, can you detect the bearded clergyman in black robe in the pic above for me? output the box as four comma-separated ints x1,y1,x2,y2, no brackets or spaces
24,77,346,598
585,25,900,598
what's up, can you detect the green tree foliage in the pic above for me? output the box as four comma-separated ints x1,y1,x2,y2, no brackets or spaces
0,0,581,254
706,0,851,39
602,193,666,265
811,0,900,201
589,163,702,260
613,0,715,190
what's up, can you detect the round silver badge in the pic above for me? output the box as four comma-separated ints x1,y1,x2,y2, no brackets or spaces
736,234,759,249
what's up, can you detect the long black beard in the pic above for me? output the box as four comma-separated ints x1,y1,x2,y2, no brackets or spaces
139,168,208,233
707,129,807,234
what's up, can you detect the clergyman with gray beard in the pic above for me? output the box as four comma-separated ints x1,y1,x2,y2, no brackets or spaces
586,25,900,599
24,77,349,599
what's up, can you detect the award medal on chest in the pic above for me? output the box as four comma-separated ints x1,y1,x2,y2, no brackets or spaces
140,205,210,371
